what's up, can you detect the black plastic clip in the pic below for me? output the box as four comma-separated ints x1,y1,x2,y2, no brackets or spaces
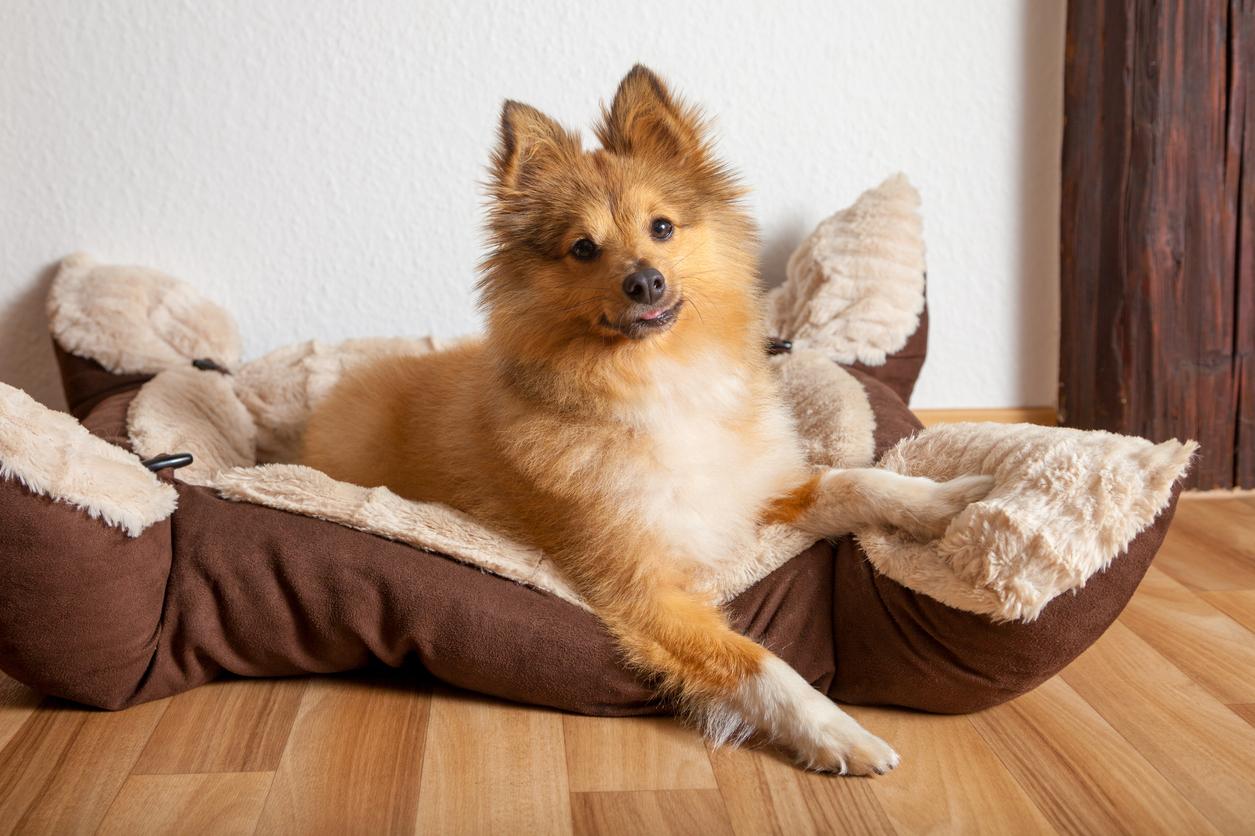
766,337,793,355
192,358,231,375
141,452,194,472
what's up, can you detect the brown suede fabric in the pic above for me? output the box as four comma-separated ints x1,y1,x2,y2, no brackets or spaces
847,367,926,457
53,342,152,421
829,486,1180,713
118,483,840,714
136,480,658,713
0,476,170,710
0,348,1180,717
80,387,137,450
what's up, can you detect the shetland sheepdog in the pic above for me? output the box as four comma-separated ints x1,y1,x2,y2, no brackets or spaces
303,65,991,774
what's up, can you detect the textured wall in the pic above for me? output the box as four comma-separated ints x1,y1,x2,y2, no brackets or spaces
0,0,1064,409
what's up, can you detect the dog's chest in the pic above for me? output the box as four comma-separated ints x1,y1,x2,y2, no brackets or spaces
610,357,801,562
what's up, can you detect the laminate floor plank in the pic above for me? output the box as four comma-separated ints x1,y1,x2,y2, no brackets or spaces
415,687,573,836
1119,567,1255,704
570,789,733,836
707,737,895,836
563,714,718,792
1153,498,1255,591
254,671,430,836
133,677,305,774
0,698,167,835
1199,589,1255,633
969,676,1217,835
1061,621,1255,834
854,705,1055,835
97,771,273,836
1228,703,1255,727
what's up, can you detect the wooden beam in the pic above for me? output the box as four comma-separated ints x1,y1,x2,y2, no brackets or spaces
1061,0,1253,488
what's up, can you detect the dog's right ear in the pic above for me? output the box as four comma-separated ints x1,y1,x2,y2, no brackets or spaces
490,101,579,193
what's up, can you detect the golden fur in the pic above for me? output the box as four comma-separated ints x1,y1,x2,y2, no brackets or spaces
303,66,991,774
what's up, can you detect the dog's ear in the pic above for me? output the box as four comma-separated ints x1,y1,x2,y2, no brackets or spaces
596,65,709,162
491,100,580,192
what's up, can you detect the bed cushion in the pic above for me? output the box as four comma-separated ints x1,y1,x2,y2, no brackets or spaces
0,356,1186,715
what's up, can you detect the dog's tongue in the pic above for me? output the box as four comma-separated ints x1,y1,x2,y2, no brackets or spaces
640,307,666,321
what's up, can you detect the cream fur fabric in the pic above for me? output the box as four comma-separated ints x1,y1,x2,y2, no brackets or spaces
862,423,1197,622
772,349,876,469
0,382,177,536
48,254,241,375
766,174,926,366
127,368,257,484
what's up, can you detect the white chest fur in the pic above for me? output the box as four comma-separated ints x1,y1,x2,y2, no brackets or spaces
607,352,804,567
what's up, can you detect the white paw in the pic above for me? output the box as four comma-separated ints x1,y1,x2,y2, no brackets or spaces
900,473,994,539
795,715,900,776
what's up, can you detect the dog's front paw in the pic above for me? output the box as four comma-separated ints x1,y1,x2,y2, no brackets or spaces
899,473,994,540
796,716,900,776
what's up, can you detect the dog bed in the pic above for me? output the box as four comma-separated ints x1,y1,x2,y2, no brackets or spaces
0,177,1193,716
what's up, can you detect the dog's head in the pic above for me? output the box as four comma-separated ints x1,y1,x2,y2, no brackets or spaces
479,65,758,354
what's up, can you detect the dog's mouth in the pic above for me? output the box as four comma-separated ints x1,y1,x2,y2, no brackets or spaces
600,298,684,339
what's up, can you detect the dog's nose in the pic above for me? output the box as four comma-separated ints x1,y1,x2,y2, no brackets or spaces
622,268,667,305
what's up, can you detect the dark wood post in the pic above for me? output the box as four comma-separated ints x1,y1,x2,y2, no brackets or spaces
1061,0,1255,489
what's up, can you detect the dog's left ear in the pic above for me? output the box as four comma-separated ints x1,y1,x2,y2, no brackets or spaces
596,65,710,163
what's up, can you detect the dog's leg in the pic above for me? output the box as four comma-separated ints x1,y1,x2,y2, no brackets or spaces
594,576,899,775
765,468,994,539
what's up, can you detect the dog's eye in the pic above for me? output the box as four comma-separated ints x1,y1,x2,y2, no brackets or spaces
570,238,599,261
650,218,674,241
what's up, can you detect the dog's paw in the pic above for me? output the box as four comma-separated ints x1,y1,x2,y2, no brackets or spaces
795,717,900,776
899,473,994,540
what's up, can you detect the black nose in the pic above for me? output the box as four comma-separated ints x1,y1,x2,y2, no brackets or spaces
622,268,667,305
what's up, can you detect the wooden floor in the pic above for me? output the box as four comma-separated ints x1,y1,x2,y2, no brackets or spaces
1,494,1253,835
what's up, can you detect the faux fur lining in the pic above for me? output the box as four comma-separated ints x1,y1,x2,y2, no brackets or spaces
0,382,177,536
766,174,926,366
47,253,241,375
772,349,876,469
126,368,257,485
860,423,1197,622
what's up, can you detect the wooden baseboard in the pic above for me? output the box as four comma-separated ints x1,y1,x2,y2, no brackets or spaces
1179,488,1255,500
913,407,1057,428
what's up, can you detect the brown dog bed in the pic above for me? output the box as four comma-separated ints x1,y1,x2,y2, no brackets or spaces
0,178,1193,718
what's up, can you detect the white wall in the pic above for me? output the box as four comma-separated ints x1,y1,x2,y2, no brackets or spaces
0,0,1064,410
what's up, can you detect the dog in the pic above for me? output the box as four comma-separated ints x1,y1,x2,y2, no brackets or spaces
302,65,992,774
